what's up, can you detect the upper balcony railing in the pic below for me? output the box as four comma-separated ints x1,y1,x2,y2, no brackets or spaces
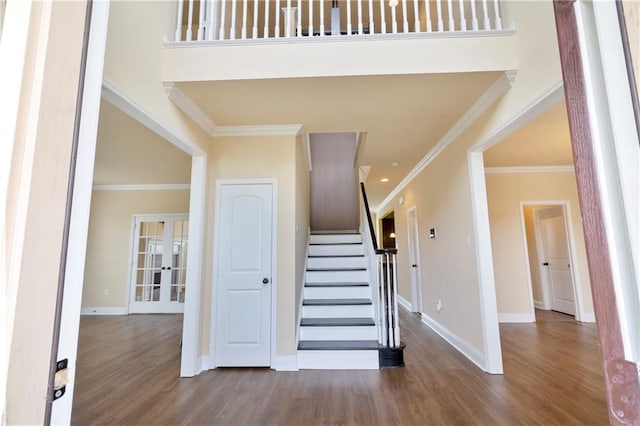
173,0,503,43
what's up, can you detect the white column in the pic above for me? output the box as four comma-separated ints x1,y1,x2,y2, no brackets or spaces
413,0,420,32
493,0,502,29
368,0,375,34
308,0,314,36
436,0,443,31
358,0,364,34
252,0,259,38
275,0,281,37
208,0,219,40
282,6,297,37
319,0,325,36
175,0,184,41
264,0,270,38
297,0,302,37
469,0,478,30
379,0,387,33
481,0,490,30
241,0,248,38
446,0,453,31
219,0,227,39
458,0,466,31
390,0,398,33
198,0,207,39
347,0,352,35
186,0,195,41
401,0,408,33
424,0,432,32
229,0,237,39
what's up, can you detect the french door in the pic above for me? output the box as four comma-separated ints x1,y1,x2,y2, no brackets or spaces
129,214,189,313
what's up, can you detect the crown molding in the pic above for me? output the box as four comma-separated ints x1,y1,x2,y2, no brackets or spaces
375,71,515,214
93,184,191,191
101,78,206,156
484,165,574,174
212,124,304,137
163,82,217,135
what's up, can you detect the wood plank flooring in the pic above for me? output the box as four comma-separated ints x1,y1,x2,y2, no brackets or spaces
71,309,607,425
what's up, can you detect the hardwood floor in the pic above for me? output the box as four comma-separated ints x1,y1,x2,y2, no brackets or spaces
72,310,607,425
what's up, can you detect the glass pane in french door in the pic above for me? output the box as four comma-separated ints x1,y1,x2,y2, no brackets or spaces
170,220,188,303
135,221,164,302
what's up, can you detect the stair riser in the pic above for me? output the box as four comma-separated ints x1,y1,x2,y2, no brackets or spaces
299,326,378,341
310,234,362,244
297,350,379,369
309,245,364,256
303,286,371,299
306,270,368,283
302,305,373,318
307,257,366,269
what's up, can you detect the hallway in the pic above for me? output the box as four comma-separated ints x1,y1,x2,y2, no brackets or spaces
71,309,607,425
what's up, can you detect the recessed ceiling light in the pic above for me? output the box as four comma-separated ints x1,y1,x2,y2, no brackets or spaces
380,178,390,182
391,162,399,167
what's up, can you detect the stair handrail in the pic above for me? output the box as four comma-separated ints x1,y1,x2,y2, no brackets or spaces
360,183,401,349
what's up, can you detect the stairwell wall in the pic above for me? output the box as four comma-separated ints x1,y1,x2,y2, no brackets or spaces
386,0,564,367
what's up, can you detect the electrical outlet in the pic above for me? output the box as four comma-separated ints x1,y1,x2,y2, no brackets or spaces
437,299,442,311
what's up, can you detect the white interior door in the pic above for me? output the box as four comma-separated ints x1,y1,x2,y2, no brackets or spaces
538,207,576,316
215,183,273,367
129,215,188,314
407,207,422,313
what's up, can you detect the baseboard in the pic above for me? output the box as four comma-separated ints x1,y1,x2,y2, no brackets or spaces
533,300,546,310
579,312,596,323
498,313,535,323
397,295,413,311
421,313,486,372
273,356,298,371
81,306,127,315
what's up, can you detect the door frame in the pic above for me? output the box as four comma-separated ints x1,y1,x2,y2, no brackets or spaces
127,213,189,314
406,206,423,313
210,179,278,369
520,201,585,320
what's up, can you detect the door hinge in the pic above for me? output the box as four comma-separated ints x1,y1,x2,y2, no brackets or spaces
53,359,68,401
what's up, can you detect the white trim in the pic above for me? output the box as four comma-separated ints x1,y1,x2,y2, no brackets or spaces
580,313,596,323
498,313,535,323
518,203,538,321
80,307,127,315
163,82,217,135
305,133,312,171
92,183,190,191
198,356,210,374
421,313,487,372
533,300,545,310
51,3,110,424
375,71,514,214
273,356,299,371
485,165,574,174
101,78,206,157
181,156,207,376
212,124,303,137
397,294,412,311
165,29,516,49
468,152,503,374
470,80,565,152
406,206,423,314
210,179,278,370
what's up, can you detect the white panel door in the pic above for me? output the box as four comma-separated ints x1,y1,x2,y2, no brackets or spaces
129,215,189,314
215,183,273,367
539,207,576,316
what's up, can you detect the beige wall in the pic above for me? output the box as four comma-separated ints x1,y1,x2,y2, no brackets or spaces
485,172,594,318
383,0,564,357
4,2,87,423
523,205,544,302
82,190,191,308
103,1,209,153
205,134,304,358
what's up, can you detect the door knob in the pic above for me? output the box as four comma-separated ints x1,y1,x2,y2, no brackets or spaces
262,278,270,284
412,264,417,268
543,262,549,266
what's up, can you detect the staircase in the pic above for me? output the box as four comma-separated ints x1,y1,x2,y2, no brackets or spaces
297,233,380,369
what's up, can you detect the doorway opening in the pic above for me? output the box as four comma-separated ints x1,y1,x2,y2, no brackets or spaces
521,203,580,320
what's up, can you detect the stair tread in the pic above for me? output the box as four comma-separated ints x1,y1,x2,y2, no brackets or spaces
307,267,366,272
308,255,365,258
301,318,375,327
303,298,372,306
309,242,363,246
305,282,369,287
298,340,380,350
